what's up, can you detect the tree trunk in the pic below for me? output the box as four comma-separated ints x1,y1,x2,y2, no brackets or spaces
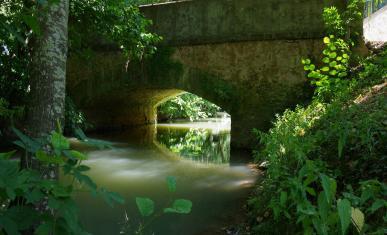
27,0,69,137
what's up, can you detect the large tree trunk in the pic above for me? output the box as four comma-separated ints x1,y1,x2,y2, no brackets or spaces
27,0,69,137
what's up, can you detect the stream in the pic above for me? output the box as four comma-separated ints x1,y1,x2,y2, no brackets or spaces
71,118,257,235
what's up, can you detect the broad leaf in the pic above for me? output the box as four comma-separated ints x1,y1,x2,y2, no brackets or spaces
351,207,364,233
320,174,336,204
12,127,40,153
22,15,41,35
367,199,385,214
69,150,87,160
164,199,192,214
337,199,351,235
51,132,70,151
136,197,154,217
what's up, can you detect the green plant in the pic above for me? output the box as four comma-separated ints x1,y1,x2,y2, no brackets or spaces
120,176,192,235
157,93,221,121
249,1,386,230
302,36,351,100
302,0,365,101
0,128,124,234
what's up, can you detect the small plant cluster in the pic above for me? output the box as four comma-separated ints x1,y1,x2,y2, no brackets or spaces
0,128,124,234
302,0,364,101
249,1,387,234
120,176,192,235
302,36,350,100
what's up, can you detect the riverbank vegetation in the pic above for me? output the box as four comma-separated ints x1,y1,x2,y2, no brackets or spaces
248,1,387,234
157,93,222,121
0,0,159,234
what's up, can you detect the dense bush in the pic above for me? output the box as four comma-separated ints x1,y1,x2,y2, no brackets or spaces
249,1,387,234
249,46,386,235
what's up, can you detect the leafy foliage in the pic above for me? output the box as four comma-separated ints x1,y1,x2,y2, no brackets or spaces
0,129,124,234
158,93,222,121
249,1,387,234
0,0,160,134
157,127,230,164
303,0,364,101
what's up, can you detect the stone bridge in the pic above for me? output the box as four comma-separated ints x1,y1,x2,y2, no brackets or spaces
67,0,345,149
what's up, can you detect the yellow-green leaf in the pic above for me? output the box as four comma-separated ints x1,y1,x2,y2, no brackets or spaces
351,207,364,233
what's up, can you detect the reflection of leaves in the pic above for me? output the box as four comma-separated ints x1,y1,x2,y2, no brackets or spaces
164,199,192,214
156,127,230,164
166,176,176,193
136,197,154,217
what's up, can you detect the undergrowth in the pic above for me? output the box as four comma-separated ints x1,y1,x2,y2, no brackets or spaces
249,1,387,234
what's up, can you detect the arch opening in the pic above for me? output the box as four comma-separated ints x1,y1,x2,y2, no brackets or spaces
154,92,232,165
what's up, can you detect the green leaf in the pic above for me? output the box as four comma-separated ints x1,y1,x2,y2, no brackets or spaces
35,222,53,235
368,199,385,214
0,216,20,235
52,185,71,198
329,70,337,76
320,174,336,204
0,151,16,160
306,187,316,196
76,165,91,172
164,199,192,214
69,150,87,160
166,176,176,193
351,207,364,233
323,37,330,44
100,188,125,207
51,132,70,151
22,15,41,35
25,188,44,204
318,192,329,220
280,191,287,207
36,150,64,165
73,172,97,192
136,197,154,217
322,67,330,72
6,187,16,200
329,52,337,59
302,59,311,65
12,127,41,153
337,199,351,235
322,57,330,63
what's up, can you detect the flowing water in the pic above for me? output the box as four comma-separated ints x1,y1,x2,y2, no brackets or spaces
71,118,257,235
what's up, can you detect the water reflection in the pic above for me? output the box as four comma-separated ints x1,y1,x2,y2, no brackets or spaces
71,117,256,235
156,118,231,164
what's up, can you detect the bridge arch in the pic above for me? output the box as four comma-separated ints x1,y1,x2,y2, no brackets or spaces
67,0,346,149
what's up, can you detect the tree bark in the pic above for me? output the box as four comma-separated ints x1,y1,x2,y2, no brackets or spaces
26,0,69,137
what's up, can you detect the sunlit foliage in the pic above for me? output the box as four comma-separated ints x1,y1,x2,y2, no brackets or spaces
158,93,222,121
